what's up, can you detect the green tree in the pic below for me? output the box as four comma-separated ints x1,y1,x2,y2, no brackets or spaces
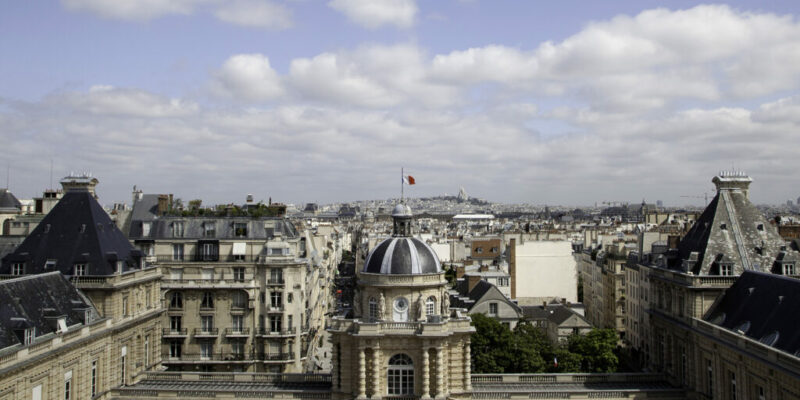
546,347,583,373
470,314,515,372
568,329,618,372
511,323,549,372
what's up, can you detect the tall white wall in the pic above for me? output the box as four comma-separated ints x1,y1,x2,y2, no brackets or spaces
514,241,578,303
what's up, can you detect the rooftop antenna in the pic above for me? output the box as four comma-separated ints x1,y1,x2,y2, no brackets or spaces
5,162,9,189
49,158,53,190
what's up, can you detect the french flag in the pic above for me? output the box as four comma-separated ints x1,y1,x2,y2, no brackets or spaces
403,175,416,185
553,357,558,368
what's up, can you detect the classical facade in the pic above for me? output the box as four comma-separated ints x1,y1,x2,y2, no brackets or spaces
329,204,475,399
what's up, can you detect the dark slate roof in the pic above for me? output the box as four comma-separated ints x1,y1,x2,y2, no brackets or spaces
129,216,299,240
0,189,21,211
363,237,441,275
0,191,142,276
130,194,161,222
521,304,586,327
0,272,99,349
706,270,800,355
670,190,790,275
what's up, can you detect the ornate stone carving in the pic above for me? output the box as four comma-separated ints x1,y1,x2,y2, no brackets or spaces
415,295,425,321
377,293,385,320
353,288,362,317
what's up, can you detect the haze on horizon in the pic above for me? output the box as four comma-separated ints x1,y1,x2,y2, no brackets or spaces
2,1,800,207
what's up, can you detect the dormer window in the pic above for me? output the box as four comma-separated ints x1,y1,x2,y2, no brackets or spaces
720,264,733,276
141,222,151,237
171,221,184,238
24,327,35,345
45,259,57,270
757,224,764,231
476,247,483,254
234,222,248,238
74,264,87,276
204,222,216,238
784,264,795,275
11,263,24,275
57,317,67,333
720,223,727,230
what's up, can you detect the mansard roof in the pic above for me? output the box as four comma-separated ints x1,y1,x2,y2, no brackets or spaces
0,272,99,349
0,190,142,276
706,270,800,355
670,176,789,275
0,189,21,212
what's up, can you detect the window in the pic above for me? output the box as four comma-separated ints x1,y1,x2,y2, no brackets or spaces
170,315,182,331
201,342,213,359
234,222,248,238
12,263,24,275
171,221,184,238
489,302,498,316
74,264,86,276
172,244,184,261
233,267,245,282
232,291,247,309
232,315,244,332
784,264,795,275
120,346,127,386
287,293,293,303
369,297,378,320
270,268,283,283
144,335,150,367
122,296,129,317
270,247,284,256
201,292,214,308
232,340,244,357
170,292,183,309
64,370,72,400
491,247,498,253
201,243,218,261
426,297,436,316
498,277,509,286
169,340,182,358
729,371,737,400
758,386,765,400
141,222,151,237
720,264,733,276
271,292,282,308
24,328,35,345
270,316,282,332
387,354,414,396
45,259,57,270
475,247,483,253
91,360,97,397
204,222,216,238
201,315,214,332
288,315,293,330
707,360,714,397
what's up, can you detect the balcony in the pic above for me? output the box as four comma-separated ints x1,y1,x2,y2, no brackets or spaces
267,305,284,313
225,328,251,338
162,328,188,338
256,352,295,362
162,277,255,289
193,328,220,338
162,353,253,363
256,327,296,337
267,278,285,286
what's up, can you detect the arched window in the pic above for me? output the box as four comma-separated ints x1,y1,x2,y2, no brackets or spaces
426,297,436,316
369,297,378,320
170,292,183,309
388,354,414,395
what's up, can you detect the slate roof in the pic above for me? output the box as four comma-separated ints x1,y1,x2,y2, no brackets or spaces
668,178,792,275
129,216,299,240
0,189,21,212
705,270,800,355
363,237,441,274
521,304,589,327
0,190,142,276
0,272,99,350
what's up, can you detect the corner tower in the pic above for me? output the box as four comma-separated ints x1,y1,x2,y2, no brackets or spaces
330,204,474,400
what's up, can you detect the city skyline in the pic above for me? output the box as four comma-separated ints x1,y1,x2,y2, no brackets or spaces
2,1,800,206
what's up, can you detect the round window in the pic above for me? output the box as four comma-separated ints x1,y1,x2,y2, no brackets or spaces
394,297,408,312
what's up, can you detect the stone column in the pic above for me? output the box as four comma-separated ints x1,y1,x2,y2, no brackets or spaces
463,340,471,391
422,347,430,399
371,346,381,399
358,347,366,399
435,346,444,399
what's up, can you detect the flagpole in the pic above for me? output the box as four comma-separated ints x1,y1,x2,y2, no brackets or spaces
401,167,404,202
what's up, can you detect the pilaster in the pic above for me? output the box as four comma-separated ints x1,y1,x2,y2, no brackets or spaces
357,347,366,399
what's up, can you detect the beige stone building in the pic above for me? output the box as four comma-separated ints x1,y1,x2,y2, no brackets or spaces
128,193,340,373
329,204,475,399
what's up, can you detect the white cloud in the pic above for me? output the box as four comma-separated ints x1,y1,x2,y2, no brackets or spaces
49,85,198,117
214,0,293,29
212,54,285,102
328,0,417,29
61,0,210,21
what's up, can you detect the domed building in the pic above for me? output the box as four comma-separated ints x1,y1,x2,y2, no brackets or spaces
330,203,474,399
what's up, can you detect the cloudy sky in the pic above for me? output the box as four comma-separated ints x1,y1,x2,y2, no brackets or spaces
2,1,800,207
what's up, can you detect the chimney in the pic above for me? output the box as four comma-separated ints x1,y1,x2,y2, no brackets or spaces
456,266,465,279
467,275,482,293
480,264,489,272
157,195,169,215
509,238,517,299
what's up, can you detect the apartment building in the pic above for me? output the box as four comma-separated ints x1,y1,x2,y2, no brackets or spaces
128,193,340,373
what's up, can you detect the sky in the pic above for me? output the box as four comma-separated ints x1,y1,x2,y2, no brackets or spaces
2,0,800,207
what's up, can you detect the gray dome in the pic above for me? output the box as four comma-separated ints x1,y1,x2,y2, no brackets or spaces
363,237,441,275
392,203,412,217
